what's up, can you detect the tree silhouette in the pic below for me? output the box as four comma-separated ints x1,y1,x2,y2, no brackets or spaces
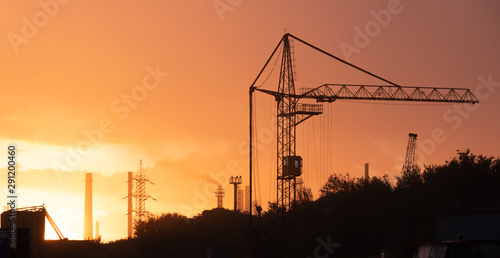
319,173,356,197
396,166,422,190
297,186,313,203
134,212,187,238
423,149,500,206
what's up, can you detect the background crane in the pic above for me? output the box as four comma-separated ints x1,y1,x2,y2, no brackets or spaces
397,133,421,189
403,133,418,173
249,33,479,226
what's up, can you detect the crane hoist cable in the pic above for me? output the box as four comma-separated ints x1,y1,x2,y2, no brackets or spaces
251,93,262,207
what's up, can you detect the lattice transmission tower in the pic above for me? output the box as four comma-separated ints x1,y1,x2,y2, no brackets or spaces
133,160,155,223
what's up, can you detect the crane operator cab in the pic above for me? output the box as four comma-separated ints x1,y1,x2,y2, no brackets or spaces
283,156,302,177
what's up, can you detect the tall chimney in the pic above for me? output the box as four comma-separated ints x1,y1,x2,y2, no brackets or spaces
127,171,133,238
237,189,244,211
84,173,93,240
365,163,369,179
245,185,250,213
95,221,99,239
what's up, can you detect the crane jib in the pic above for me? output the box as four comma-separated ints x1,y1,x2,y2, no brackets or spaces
257,85,478,104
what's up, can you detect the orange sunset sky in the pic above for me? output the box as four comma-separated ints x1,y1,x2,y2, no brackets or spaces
1,1,499,241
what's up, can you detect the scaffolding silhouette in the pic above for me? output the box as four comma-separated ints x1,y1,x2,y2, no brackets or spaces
133,160,155,223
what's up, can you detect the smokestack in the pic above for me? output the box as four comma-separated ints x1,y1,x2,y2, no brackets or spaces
245,185,250,213
237,189,244,211
84,173,93,240
95,221,99,239
365,163,369,179
127,171,133,239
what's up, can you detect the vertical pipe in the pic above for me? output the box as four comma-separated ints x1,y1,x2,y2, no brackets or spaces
234,184,238,211
293,177,296,209
127,171,133,239
84,173,93,240
278,100,283,220
249,87,253,229
245,185,250,213
238,189,243,211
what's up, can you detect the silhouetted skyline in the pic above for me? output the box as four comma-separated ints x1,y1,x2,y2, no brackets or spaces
0,1,499,241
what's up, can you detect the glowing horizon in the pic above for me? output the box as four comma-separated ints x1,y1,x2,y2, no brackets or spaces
1,1,499,242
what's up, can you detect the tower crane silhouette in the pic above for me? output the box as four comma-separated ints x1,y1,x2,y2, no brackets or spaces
249,33,478,227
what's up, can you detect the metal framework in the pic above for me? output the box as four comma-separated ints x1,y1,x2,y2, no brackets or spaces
229,176,242,211
133,160,155,223
14,205,67,240
276,37,297,214
403,133,418,172
249,33,479,228
300,84,477,103
45,207,66,240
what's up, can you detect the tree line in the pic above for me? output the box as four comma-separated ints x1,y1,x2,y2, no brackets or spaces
45,150,500,257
